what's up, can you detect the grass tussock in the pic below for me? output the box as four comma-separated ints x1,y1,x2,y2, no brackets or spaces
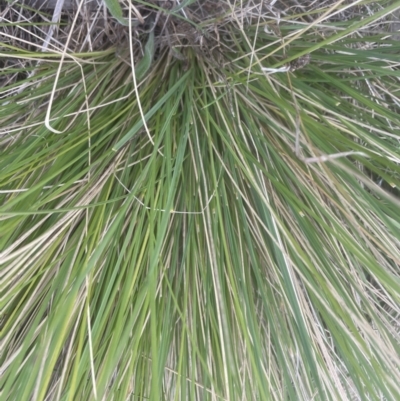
1,1,400,400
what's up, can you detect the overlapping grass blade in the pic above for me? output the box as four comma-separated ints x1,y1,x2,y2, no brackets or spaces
1,1,400,400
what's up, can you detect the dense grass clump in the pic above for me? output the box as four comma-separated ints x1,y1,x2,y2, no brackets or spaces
1,1,400,400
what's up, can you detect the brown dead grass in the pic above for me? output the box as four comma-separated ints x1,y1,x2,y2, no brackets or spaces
1,1,397,90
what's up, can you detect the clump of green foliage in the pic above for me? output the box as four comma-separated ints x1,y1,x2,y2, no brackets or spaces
1,1,400,400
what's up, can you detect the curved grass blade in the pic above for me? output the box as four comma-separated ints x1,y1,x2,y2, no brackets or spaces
104,0,133,26
134,30,155,81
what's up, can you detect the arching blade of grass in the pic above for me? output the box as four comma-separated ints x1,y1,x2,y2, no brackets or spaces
104,0,132,26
